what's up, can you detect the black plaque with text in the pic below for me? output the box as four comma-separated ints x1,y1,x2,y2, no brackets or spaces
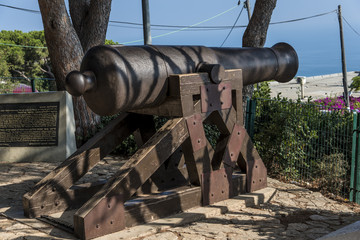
0,102,60,147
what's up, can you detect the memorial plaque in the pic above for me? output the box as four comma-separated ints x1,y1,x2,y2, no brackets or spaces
0,102,60,147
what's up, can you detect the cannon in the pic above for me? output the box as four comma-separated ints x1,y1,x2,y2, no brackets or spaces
66,43,298,115
24,43,298,240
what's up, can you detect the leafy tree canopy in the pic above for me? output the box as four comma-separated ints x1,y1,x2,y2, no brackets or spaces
0,30,52,92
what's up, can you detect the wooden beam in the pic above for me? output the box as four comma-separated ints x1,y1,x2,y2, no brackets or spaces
238,130,267,192
23,113,138,217
73,117,189,239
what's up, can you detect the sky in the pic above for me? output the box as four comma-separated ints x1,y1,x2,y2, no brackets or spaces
0,0,360,76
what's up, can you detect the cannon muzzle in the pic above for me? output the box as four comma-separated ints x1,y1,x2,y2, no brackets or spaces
66,43,298,116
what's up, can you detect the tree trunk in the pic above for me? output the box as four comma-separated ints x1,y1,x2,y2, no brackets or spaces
242,0,277,117
69,0,112,51
38,0,111,147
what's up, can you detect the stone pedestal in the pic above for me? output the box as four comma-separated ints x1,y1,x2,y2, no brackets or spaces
0,91,76,162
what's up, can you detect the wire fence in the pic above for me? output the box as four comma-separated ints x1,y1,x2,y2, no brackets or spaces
249,98,354,200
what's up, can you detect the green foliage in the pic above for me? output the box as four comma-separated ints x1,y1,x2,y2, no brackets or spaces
350,76,360,92
98,114,138,156
314,153,349,196
105,39,119,45
253,99,317,177
0,79,19,93
252,96,353,197
204,124,220,148
0,30,51,93
253,81,271,99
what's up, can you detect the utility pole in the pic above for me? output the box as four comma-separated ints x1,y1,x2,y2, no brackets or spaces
244,0,251,21
142,0,152,45
337,5,349,107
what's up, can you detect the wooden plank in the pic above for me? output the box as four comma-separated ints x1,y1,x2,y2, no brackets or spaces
204,107,236,135
23,174,106,218
137,148,190,194
202,168,233,206
129,97,183,117
211,134,230,171
238,131,267,192
73,117,189,239
124,186,202,228
222,124,247,169
44,174,246,233
23,113,138,218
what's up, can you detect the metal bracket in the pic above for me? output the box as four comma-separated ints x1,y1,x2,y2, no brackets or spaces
247,158,267,192
185,114,207,152
223,124,246,168
200,82,232,113
201,167,233,206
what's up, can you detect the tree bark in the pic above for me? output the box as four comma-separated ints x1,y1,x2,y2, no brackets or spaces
69,0,112,51
242,0,277,116
38,0,111,146
38,0,83,91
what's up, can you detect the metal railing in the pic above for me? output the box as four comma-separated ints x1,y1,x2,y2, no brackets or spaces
247,98,354,200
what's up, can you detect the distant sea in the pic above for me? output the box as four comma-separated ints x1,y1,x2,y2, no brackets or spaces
297,52,359,77
292,39,360,77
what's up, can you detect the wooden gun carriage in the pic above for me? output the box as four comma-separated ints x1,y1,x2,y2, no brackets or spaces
23,43,298,239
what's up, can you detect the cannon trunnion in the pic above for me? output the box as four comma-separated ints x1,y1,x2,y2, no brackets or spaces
24,43,299,239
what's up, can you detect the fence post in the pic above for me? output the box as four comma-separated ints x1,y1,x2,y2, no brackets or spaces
31,79,36,92
245,97,256,140
350,112,357,202
249,99,256,139
350,112,360,203
245,97,250,130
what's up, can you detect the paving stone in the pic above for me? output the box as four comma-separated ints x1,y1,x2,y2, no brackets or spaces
306,221,330,228
2,161,360,240
281,229,301,236
306,227,331,234
287,223,309,231
179,233,206,240
142,232,179,240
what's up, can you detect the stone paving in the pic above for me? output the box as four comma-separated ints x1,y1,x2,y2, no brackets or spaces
1,157,360,239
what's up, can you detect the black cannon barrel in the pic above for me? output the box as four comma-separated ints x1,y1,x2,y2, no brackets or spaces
66,43,298,116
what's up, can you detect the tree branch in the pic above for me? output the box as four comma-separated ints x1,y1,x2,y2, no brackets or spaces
242,0,277,47
13,70,31,83
40,65,55,79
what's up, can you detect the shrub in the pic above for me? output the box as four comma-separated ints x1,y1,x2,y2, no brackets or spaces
350,76,360,92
